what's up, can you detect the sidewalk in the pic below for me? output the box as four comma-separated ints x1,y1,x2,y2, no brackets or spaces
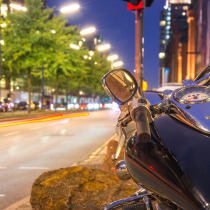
3,133,118,210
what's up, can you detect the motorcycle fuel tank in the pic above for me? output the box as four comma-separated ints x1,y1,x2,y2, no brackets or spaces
125,115,210,210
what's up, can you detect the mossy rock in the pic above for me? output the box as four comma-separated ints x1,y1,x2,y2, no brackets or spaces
30,166,139,210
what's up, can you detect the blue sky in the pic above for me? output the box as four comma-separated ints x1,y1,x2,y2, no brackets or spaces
48,0,165,89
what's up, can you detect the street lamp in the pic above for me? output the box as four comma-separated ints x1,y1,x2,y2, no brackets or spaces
10,4,27,11
97,44,111,51
60,3,80,14
107,54,118,61
80,27,96,36
70,43,80,50
113,61,124,68
107,54,119,69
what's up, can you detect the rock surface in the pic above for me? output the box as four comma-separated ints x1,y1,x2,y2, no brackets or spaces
30,166,139,210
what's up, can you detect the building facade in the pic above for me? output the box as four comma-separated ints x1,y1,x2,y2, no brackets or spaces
159,0,191,86
159,0,210,86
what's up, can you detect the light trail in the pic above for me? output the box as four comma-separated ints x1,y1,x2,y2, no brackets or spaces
0,112,89,128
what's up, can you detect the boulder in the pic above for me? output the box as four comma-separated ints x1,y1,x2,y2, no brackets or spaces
101,140,125,172
30,166,139,210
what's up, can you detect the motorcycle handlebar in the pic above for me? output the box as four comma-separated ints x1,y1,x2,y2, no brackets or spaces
134,108,151,143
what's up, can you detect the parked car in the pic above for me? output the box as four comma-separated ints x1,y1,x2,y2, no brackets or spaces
17,101,28,110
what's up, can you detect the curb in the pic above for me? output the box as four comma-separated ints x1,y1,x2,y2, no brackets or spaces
3,133,118,210
3,196,31,210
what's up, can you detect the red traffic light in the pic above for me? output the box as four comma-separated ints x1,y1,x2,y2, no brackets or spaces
127,1,143,10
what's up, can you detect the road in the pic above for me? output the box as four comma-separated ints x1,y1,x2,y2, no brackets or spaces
0,109,120,209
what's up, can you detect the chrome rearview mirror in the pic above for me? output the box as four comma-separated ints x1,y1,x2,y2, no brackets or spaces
102,68,138,104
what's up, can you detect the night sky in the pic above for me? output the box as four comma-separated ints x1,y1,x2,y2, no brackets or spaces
48,0,165,89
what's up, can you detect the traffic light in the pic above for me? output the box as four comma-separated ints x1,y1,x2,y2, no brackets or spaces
123,0,141,5
122,0,154,8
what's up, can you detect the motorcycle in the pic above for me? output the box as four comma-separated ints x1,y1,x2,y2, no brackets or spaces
102,65,210,210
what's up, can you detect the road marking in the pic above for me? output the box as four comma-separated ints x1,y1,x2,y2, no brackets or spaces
30,126,41,131
0,167,6,169
19,167,49,170
0,194,5,197
4,132,19,137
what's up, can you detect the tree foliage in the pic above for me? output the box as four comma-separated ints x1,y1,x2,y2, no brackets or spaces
1,0,110,103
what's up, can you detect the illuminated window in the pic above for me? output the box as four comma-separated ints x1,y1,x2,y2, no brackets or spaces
161,40,166,44
169,0,191,4
160,20,166,26
159,52,166,59
183,6,188,10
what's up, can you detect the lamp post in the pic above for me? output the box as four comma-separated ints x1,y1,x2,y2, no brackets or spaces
52,3,81,111
80,27,96,36
60,3,80,14
107,54,119,69
97,44,111,52
113,61,124,68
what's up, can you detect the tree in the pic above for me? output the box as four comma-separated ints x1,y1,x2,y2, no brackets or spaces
70,52,111,102
2,0,86,112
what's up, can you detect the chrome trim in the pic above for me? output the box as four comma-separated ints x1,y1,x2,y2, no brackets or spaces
195,72,210,86
103,190,150,210
143,196,153,210
114,160,131,181
112,126,126,161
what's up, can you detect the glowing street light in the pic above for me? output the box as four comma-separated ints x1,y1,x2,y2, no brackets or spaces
79,90,84,95
80,27,96,36
89,51,94,56
60,3,80,14
107,54,119,69
70,44,80,50
107,54,119,61
113,61,124,68
97,44,111,52
10,4,27,11
0,40,5,45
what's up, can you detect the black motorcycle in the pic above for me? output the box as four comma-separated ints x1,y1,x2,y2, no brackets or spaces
102,65,210,210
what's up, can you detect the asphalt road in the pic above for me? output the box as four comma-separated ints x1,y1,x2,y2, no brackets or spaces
0,109,120,209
